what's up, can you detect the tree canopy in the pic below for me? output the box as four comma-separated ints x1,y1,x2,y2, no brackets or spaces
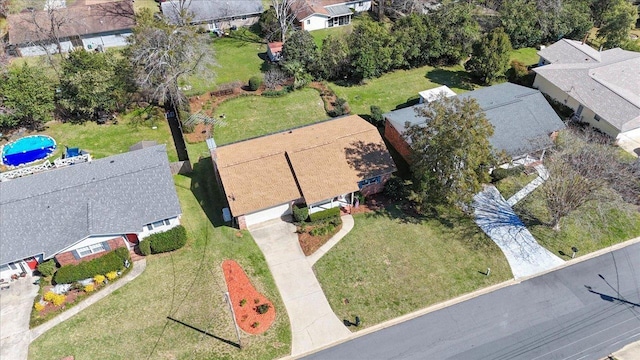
281,29,318,75
465,27,512,84
0,64,56,129
405,96,495,211
597,0,639,49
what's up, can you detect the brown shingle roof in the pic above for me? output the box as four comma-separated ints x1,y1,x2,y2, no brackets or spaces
215,115,396,215
8,0,135,45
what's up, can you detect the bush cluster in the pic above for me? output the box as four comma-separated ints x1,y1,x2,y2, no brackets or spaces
256,303,271,314
293,205,309,222
53,247,130,284
143,225,188,255
248,76,263,91
262,86,293,97
84,284,95,292
309,207,341,222
309,217,342,236
328,98,350,117
34,302,45,312
94,274,105,285
369,105,384,127
37,260,57,277
106,271,118,281
139,238,152,256
491,166,524,182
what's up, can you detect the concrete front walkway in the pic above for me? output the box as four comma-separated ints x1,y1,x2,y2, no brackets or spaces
307,215,354,266
506,164,549,206
1,275,39,360
249,219,351,356
30,259,146,341
474,186,564,278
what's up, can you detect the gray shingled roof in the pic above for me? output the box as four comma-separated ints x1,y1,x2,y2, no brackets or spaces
538,39,602,64
0,145,182,265
161,0,263,25
534,46,640,133
384,83,566,157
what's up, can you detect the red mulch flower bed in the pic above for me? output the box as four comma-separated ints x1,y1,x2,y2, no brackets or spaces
222,260,275,335
298,223,342,256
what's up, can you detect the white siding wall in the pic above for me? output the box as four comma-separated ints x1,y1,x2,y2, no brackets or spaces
348,0,371,12
19,41,73,56
138,216,181,239
0,261,28,280
244,203,291,226
62,235,125,253
303,15,329,31
81,33,131,51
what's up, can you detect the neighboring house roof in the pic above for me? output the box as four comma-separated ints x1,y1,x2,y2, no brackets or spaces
161,0,263,25
7,0,135,45
384,83,566,157
0,145,182,265
214,115,396,215
419,85,456,103
293,0,362,21
538,38,602,64
534,43,640,133
267,42,283,54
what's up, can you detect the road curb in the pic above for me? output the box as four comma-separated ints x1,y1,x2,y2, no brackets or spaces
287,235,640,359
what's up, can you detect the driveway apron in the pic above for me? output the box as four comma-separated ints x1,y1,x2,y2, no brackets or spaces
0,275,39,360
474,186,564,278
249,219,350,356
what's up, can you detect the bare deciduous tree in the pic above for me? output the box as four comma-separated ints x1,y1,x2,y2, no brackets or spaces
263,68,288,89
271,0,301,43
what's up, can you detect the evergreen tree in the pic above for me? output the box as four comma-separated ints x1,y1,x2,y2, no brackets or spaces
281,30,318,75
0,64,55,129
500,0,542,48
348,19,394,80
597,0,638,49
405,96,495,212
465,28,512,84
318,35,350,80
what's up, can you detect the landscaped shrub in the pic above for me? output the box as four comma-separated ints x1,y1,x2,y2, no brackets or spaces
240,298,247,307
262,86,292,97
37,260,57,277
43,291,56,302
53,249,130,284
94,274,105,284
293,205,309,222
248,76,262,91
384,175,408,201
51,294,66,306
106,271,118,281
491,165,524,182
34,302,45,312
256,303,270,314
309,207,341,222
84,284,95,292
329,98,350,117
370,105,384,127
147,225,188,254
139,239,151,256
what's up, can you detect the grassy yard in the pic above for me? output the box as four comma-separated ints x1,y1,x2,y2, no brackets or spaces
314,205,512,329
28,157,291,360
185,28,267,95
494,172,538,199
509,47,539,66
330,64,477,115
515,187,640,258
310,24,354,48
212,88,327,145
37,114,179,162
133,0,159,13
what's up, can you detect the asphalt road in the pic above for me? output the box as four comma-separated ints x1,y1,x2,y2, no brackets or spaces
304,242,640,360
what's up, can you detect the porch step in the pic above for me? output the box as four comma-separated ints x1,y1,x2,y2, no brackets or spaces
129,247,145,262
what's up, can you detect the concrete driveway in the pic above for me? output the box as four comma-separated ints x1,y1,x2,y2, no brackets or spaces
474,186,564,278
0,275,39,360
249,219,350,356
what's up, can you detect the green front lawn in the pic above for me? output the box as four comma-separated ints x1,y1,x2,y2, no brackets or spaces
314,205,512,329
330,65,477,115
494,172,539,200
515,187,640,258
509,47,539,66
310,24,354,49
29,158,291,360
212,88,327,145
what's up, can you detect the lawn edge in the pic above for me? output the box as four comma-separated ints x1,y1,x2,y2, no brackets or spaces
288,235,640,360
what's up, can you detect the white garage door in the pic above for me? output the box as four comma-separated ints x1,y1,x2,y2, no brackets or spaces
244,203,291,227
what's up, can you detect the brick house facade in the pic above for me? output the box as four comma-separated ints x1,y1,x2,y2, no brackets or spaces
55,237,127,266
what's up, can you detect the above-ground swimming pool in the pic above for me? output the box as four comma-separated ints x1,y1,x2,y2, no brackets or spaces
1,135,57,167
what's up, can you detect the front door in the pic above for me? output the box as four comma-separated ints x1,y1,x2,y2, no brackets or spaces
575,105,584,118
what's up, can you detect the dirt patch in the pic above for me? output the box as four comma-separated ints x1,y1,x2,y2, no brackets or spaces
222,260,275,335
309,81,338,113
298,222,343,256
349,193,395,215
184,123,213,143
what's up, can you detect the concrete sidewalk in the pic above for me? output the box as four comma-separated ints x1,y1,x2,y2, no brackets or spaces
30,259,146,341
474,186,564,278
307,215,354,266
611,340,640,360
249,219,350,356
506,164,548,206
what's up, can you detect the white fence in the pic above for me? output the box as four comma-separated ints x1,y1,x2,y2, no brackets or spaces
0,154,91,182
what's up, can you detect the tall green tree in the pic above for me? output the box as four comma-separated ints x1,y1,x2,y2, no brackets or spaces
348,19,394,80
281,30,318,75
404,96,495,211
597,0,638,48
391,13,430,68
58,49,134,120
318,35,350,80
0,64,55,129
500,0,542,48
465,27,512,84
431,2,480,64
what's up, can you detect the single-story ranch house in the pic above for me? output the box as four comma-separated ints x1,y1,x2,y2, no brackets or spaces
161,0,263,31
7,0,135,57
384,82,566,162
210,115,397,228
534,38,640,140
293,0,371,31
0,145,181,279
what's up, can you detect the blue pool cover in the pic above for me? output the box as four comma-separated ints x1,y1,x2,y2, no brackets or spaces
1,135,57,167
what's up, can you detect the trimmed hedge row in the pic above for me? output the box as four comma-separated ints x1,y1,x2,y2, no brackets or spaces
309,207,340,222
139,225,188,256
293,205,309,222
54,247,130,284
